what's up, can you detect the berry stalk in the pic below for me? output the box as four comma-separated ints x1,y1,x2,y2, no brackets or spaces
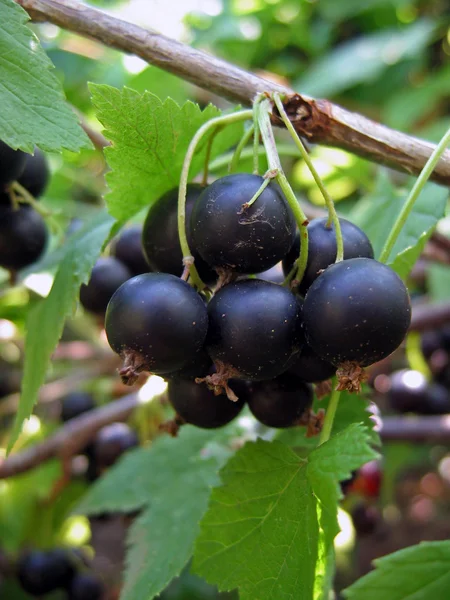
379,124,450,264
272,93,344,263
229,124,255,173
319,383,341,445
177,109,253,289
256,97,309,284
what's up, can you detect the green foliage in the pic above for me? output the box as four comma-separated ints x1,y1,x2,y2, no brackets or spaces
350,171,447,278
77,427,228,600
91,85,244,222
193,425,377,600
343,540,450,599
7,213,114,452
427,263,450,303
0,0,90,152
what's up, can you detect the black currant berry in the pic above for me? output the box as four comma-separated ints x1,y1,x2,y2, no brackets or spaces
80,257,131,315
17,549,75,595
206,279,303,381
256,262,285,284
0,204,48,270
61,391,95,422
93,422,138,468
424,383,450,414
0,140,27,187
288,343,336,383
168,377,247,428
420,330,441,359
282,217,374,294
142,184,216,283
303,258,411,369
191,173,296,274
247,373,313,428
105,273,209,382
387,370,428,413
165,348,212,382
351,503,380,536
68,573,104,600
17,148,50,198
111,225,149,276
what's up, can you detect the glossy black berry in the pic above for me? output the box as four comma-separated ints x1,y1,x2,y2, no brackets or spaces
168,377,247,428
105,273,209,381
68,573,104,600
191,173,296,274
303,258,411,367
142,184,216,284
0,204,48,270
80,257,131,315
61,391,95,422
93,422,138,468
387,369,428,413
282,218,374,295
17,148,50,198
247,373,313,428
256,262,285,284
420,330,441,359
17,549,75,595
207,279,303,380
0,140,27,187
351,503,380,536
288,343,336,383
111,225,149,276
165,348,212,382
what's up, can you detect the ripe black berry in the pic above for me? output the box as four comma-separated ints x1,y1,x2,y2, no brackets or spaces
17,549,75,595
256,262,285,284
142,184,216,283
61,391,95,422
288,343,335,383
247,373,313,428
351,503,380,536
303,258,411,368
282,217,374,294
206,279,303,381
17,148,50,198
111,225,149,276
168,377,247,428
165,348,212,382
387,369,428,413
80,257,131,315
0,204,48,270
0,140,27,187
68,573,104,600
93,422,138,468
105,273,209,382
191,173,296,274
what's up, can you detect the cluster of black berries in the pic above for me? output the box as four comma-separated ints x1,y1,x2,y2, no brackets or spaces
99,173,411,430
17,547,104,599
0,140,50,273
61,391,138,481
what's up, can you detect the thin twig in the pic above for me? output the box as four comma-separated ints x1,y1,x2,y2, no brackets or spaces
14,0,450,185
0,393,139,479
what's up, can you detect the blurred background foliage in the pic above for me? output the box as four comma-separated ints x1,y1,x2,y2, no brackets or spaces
0,0,449,598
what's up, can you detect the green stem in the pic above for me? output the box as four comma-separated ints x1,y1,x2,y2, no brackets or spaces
379,125,450,264
272,93,344,263
202,125,222,186
253,94,265,175
229,125,254,173
256,98,309,284
178,109,253,289
241,175,271,210
319,384,341,445
211,144,298,172
11,182,62,235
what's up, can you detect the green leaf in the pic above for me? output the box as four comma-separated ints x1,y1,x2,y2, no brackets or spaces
350,171,447,276
76,427,227,600
7,213,114,452
343,540,450,599
276,390,380,450
193,425,376,600
90,84,245,221
0,0,90,152
295,20,435,97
